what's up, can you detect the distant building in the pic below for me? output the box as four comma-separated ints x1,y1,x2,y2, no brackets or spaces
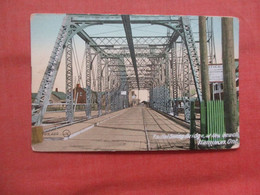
32,88,66,110
211,59,239,100
73,84,98,104
32,88,66,104
129,91,139,106
73,84,86,103
51,88,66,104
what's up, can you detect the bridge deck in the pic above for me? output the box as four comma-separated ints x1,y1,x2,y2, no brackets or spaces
32,106,190,152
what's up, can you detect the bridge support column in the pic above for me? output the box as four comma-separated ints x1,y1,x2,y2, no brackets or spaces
181,42,191,122
97,92,102,116
165,55,170,114
125,88,129,108
119,91,123,110
171,43,179,116
116,90,120,111
110,91,114,112
105,92,109,113
85,43,92,119
97,55,102,117
104,59,109,114
65,37,74,123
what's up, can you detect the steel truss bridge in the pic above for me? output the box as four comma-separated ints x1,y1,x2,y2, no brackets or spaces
32,14,216,126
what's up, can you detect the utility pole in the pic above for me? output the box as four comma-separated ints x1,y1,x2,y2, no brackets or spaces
199,16,210,136
199,16,210,101
222,17,238,135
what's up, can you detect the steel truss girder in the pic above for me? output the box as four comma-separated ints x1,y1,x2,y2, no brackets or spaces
171,43,179,116
181,16,202,103
104,58,110,113
122,15,140,90
70,14,181,24
65,36,74,122
85,43,92,119
100,47,164,58
97,55,102,116
164,55,171,113
149,18,201,120
92,36,169,46
181,43,191,122
32,16,72,125
108,58,127,111
72,16,184,91
114,57,129,109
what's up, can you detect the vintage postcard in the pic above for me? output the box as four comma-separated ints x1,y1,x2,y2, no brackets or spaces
31,14,239,152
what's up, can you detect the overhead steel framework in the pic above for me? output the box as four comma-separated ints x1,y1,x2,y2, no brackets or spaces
32,14,216,125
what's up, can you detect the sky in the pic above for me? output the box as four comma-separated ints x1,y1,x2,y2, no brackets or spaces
31,14,239,96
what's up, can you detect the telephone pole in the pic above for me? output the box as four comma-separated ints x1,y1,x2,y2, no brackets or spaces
199,16,210,101
222,17,238,135
199,16,210,136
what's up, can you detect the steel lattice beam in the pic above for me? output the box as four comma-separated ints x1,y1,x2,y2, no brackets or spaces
171,43,179,116
85,43,92,119
181,16,202,103
121,15,140,90
65,37,74,122
32,16,72,125
182,42,191,122
70,14,180,24
97,55,102,116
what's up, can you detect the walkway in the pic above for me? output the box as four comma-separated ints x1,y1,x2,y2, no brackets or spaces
32,106,190,152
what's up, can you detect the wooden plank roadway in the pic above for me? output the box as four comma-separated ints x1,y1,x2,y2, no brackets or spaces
32,105,190,152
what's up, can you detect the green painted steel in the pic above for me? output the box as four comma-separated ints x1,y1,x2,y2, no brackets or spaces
190,101,196,149
206,100,226,141
200,101,206,136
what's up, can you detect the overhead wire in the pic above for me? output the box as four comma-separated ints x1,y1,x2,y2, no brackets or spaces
71,42,80,87
72,38,85,88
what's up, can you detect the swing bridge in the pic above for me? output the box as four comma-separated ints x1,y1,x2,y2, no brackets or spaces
32,14,216,131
